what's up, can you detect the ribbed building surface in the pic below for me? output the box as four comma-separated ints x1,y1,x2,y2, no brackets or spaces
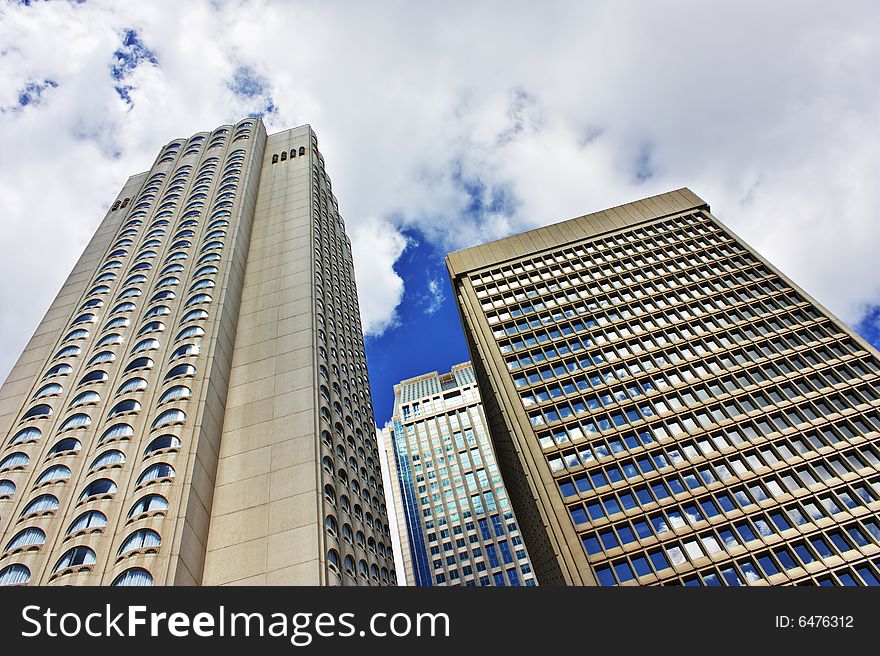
448,189,880,586
0,119,395,586
384,363,536,586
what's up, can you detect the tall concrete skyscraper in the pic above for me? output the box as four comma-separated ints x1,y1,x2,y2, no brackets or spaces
0,119,396,586
383,363,536,586
447,189,880,586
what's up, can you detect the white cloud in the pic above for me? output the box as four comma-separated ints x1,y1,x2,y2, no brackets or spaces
0,0,878,384
422,278,445,316
349,217,408,336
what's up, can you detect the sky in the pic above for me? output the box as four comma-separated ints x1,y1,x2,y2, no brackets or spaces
0,0,879,429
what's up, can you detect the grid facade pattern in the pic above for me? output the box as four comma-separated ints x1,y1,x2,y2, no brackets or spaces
447,189,880,586
386,364,536,586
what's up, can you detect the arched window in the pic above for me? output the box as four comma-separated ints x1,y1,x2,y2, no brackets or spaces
54,546,96,572
137,321,166,336
112,568,153,586
158,385,191,404
69,390,100,408
0,564,30,586
89,450,125,472
9,427,41,446
123,357,154,374
116,377,148,394
137,463,175,486
271,154,279,164
151,409,186,429
0,452,29,471
131,338,160,354
34,465,71,486
34,383,63,399
57,413,91,431
53,345,81,360
97,334,123,349
21,494,58,516
22,404,52,420
78,370,108,386
169,344,200,360
108,400,141,418
327,549,340,573
86,351,116,367
44,363,72,378
99,423,134,443
79,478,117,501
280,151,287,161
0,479,15,497
128,494,169,518
144,434,181,456
66,510,107,535
119,529,161,555
5,528,46,553
164,364,196,380
144,305,170,319
180,309,209,324
299,146,305,156
103,316,130,331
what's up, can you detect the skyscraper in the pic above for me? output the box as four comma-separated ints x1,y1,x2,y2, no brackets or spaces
383,362,536,586
447,188,880,586
0,119,396,586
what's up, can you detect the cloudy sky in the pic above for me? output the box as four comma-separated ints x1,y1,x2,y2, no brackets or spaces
1,0,878,425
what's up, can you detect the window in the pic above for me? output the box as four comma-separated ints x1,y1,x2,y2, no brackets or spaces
119,529,161,555
99,423,134,443
137,463,175,486
151,409,186,428
78,370,108,386
164,364,196,380
123,357,154,373
9,427,41,445
116,377,148,394
0,564,30,586
89,450,126,471
144,434,181,455
108,399,141,417
1,452,29,471
66,510,107,535
54,546,97,572
169,344,200,360
34,383,63,398
5,528,46,553
69,391,100,407
34,465,71,486
22,404,52,420
44,363,72,378
57,413,91,431
86,351,116,367
79,478,117,500
21,494,59,516
128,494,169,517
0,479,15,497
158,385,191,404
131,338,160,354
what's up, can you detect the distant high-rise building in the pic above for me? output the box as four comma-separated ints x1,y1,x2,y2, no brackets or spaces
447,188,880,586
0,119,396,586
384,362,536,586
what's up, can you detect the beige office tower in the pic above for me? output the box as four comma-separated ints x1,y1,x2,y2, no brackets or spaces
0,119,396,586
383,363,536,586
447,188,880,586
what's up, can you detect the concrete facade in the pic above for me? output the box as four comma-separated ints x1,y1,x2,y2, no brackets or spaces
448,189,880,586
384,363,536,586
0,120,395,586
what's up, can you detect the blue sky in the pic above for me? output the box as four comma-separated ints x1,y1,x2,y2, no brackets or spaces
365,229,470,424
0,1,878,428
